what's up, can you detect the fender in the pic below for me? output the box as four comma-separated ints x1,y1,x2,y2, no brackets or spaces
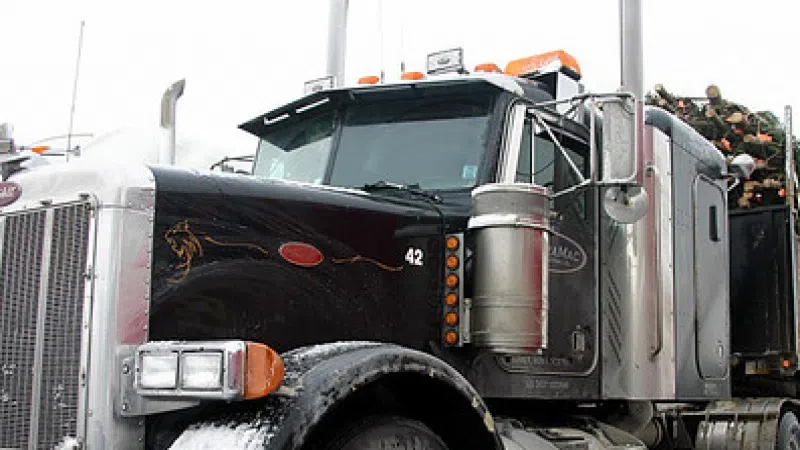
165,342,502,450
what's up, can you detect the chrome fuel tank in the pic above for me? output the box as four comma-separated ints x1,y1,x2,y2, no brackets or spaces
468,183,549,353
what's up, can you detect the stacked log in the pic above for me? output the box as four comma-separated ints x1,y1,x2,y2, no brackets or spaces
645,84,799,209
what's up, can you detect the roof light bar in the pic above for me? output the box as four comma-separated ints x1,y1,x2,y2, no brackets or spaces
505,50,582,80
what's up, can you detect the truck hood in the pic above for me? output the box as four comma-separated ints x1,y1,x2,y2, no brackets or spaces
147,166,446,352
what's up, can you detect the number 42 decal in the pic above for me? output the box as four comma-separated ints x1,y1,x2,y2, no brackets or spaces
405,247,424,266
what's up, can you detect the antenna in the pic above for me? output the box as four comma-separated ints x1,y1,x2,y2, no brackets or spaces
66,20,85,162
399,7,406,73
378,0,385,82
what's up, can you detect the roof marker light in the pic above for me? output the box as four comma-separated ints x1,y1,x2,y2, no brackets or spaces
358,75,380,85
505,50,582,80
474,63,502,73
401,71,425,81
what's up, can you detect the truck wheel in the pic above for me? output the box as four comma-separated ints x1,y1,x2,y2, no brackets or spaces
777,410,800,449
323,415,448,450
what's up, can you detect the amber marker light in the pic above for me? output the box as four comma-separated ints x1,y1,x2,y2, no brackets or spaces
401,71,425,80
505,49,582,78
783,359,791,369
474,63,502,73
445,293,458,307
446,236,459,251
446,274,459,288
358,75,380,85
244,342,285,400
445,313,458,326
445,331,458,345
446,256,459,270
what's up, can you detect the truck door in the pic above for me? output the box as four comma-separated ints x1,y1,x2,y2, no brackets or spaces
693,174,729,379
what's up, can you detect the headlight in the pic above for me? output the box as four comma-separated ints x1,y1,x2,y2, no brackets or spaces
180,352,223,390
139,353,178,389
133,341,283,401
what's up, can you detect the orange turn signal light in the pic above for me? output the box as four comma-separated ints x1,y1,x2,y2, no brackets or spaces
31,145,50,154
446,256,459,269
401,71,425,80
783,359,791,369
446,274,459,288
445,331,458,345
446,236,459,251
244,342,284,400
358,75,380,85
445,293,458,307
445,312,458,326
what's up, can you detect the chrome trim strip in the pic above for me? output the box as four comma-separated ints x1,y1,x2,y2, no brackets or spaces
85,182,156,448
654,127,676,397
77,199,100,446
497,104,526,183
27,209,55,450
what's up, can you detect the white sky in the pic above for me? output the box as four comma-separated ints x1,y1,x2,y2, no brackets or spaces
1,0,799,169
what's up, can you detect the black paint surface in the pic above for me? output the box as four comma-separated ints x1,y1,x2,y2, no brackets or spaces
148,167,450,353
729,205,795,355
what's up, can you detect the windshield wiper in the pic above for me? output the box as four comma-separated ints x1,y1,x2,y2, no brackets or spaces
361,181,442,204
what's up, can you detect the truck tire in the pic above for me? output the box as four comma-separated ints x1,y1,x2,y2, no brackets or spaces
777,410,800,449
322,415,448,450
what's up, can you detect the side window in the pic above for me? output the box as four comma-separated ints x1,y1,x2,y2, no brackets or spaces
514,118,556,187
515,115,588,220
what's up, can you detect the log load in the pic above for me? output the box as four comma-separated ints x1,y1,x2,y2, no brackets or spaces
645,84,799,209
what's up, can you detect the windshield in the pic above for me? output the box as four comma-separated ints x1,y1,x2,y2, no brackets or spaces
253,96,493,190
254,110,335,184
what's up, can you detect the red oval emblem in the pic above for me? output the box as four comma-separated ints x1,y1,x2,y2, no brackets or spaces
279,242,324,267
0,182,21,207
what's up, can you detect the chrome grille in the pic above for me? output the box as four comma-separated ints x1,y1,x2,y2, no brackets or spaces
0,210,46,447
0,202,93,449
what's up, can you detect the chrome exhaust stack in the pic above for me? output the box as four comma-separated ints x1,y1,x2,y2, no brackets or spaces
159,79,186,166
327,0,349,88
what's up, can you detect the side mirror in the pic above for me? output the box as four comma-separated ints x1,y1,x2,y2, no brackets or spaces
601,97,637,183
601,96,647,223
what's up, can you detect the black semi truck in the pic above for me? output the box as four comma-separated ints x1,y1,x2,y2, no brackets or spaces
2,3,800,449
